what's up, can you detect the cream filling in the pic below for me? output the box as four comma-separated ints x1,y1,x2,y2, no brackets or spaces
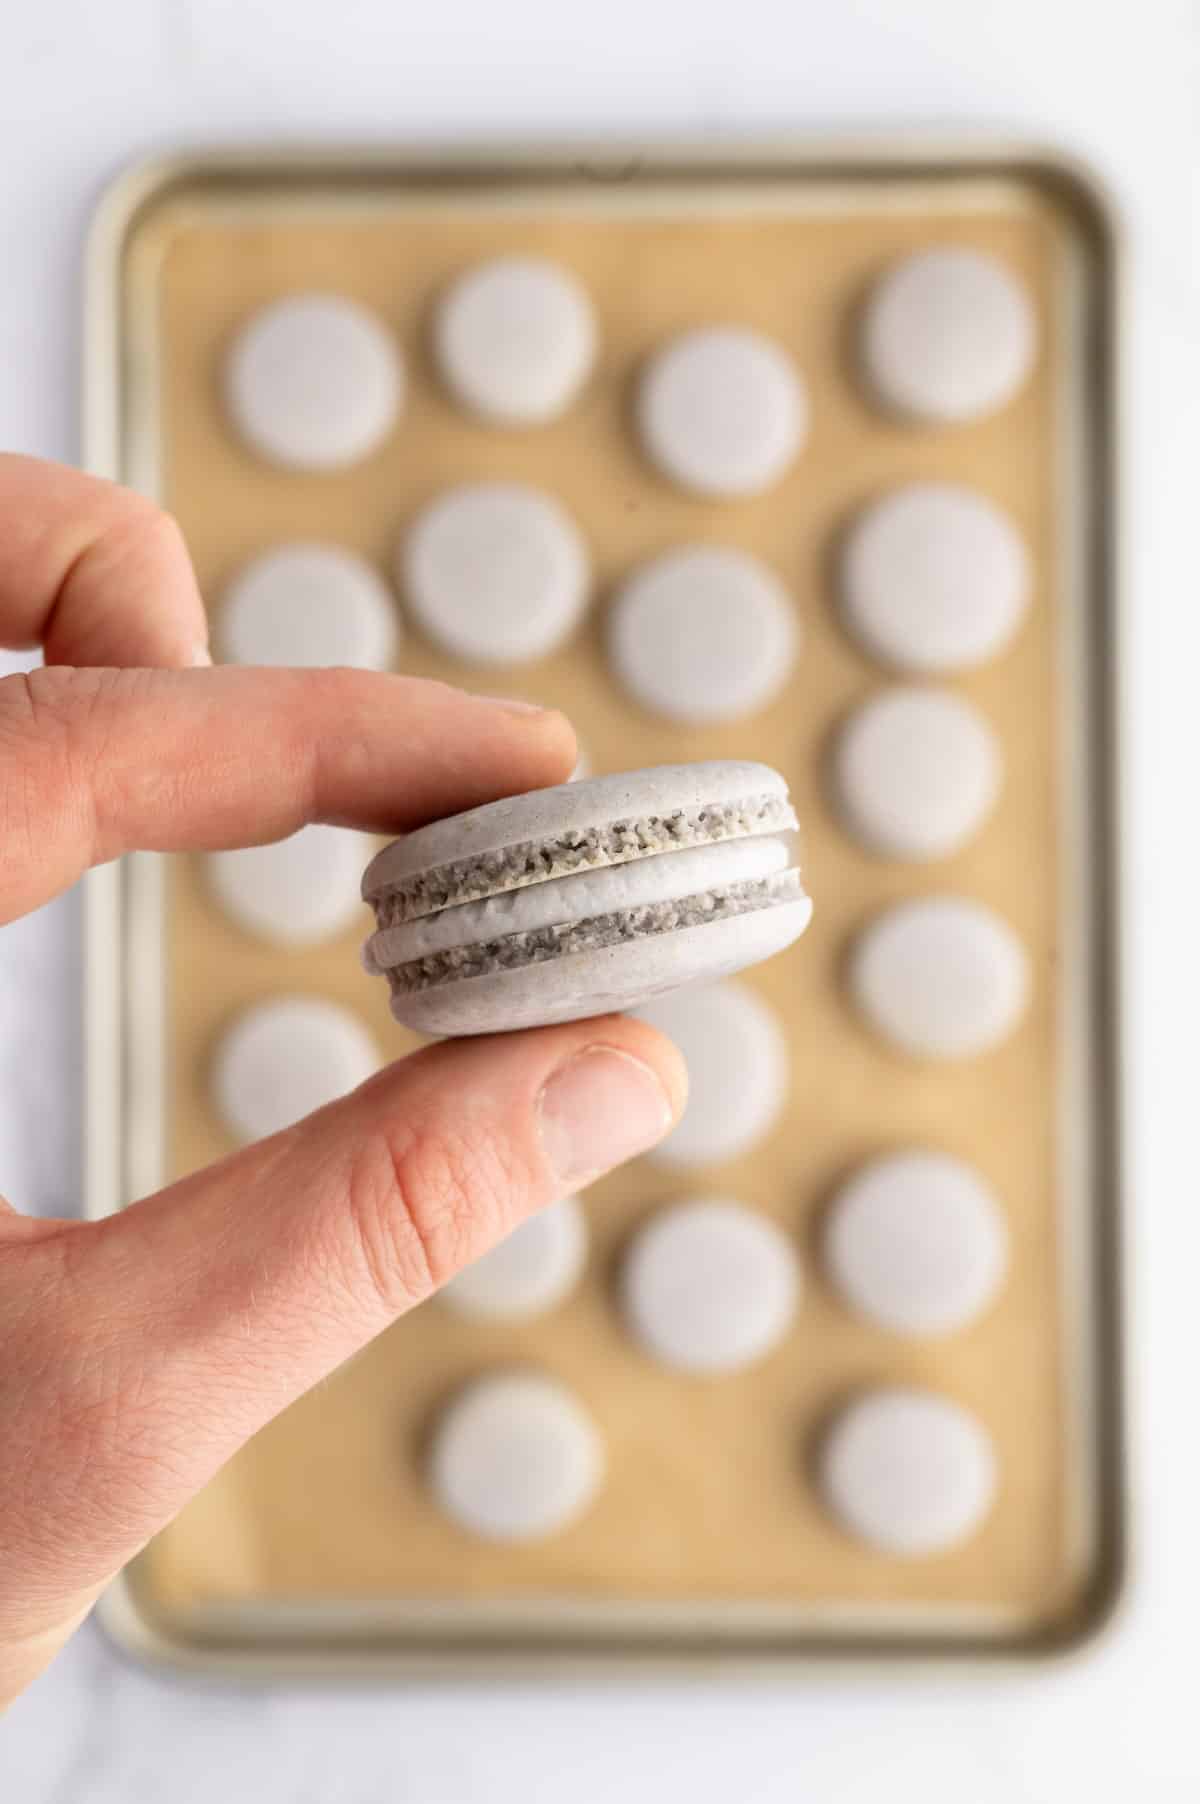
383,869,806,994
365,832,794,973
370,791,797,926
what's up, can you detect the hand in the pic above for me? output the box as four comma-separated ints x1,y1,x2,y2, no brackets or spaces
0,457,686,1706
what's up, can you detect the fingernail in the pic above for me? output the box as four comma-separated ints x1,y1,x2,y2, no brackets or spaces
538,1047,675,1185
190,643,213,667
475,694,546,715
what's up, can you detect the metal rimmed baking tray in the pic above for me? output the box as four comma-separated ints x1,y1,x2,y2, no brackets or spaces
83,139,1125,1674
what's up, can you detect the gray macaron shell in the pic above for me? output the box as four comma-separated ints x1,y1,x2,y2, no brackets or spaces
386,894,813,1036
362,761,789,899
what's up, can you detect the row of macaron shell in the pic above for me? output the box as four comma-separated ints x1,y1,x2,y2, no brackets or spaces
225,246,1037,482
209,990,1002,1556
416,965,1005,1555
210,979,1010,1349
219,479,1030,766
428,1370,996,1557
206,830,1029,1065
427,979,1003,1555
440,1170,999,1556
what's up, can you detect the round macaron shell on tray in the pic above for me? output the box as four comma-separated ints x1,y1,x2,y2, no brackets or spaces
100,155,1116,1662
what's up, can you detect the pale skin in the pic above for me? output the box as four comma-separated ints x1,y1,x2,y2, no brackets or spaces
0,456,687,1707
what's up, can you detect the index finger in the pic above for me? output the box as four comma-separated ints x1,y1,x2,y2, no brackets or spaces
0,455,209,668
0,665,575,922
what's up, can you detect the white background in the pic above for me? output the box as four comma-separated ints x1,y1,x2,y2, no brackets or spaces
2,1,1198,1798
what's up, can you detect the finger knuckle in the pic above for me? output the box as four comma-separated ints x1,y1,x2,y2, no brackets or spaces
341,1118,513,1316
0,664,97,740
0,670,99,864
0,664,152,844
1,664,135,744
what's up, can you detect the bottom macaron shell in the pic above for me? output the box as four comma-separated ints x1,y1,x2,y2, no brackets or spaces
387,895,813,1036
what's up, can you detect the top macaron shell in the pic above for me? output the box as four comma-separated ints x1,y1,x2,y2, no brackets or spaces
850,895,1030,1061
439,1195,589,1321
831,686,1002,861
635,980,789,1169
219,541,398,671
206,823,369,948
400,482,589,666
428,1371,604,1543
621,1197,800,1375
608,545,799,727
433,256,597,425
362,761,792,902
860,247,1036,425
840,483,1030,675
636,326,808,498
225,293,403,470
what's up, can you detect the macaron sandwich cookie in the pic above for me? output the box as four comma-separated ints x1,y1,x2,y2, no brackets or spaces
362,761,811,1036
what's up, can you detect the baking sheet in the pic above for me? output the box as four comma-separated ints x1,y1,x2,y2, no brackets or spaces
84,143,1124,1667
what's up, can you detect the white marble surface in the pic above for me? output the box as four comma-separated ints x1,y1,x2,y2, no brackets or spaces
2,0,1199,1797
